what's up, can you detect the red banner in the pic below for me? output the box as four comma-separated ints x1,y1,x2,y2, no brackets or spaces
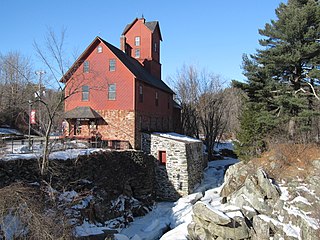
30,110,36,124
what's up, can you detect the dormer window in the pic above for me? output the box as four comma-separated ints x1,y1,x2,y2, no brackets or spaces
135,36,140,46
135,49,140,58
97,45,103,53
83,61,89,73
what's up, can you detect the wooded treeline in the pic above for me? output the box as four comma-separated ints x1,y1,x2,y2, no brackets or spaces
234,0,320,161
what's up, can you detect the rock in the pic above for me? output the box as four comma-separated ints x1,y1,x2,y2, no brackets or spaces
252,215,273,239
193,202,231,225
256,169,280,201
220,162,248,199
206,215,250,240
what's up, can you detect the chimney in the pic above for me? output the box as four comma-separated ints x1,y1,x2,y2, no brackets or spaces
120,35,126,52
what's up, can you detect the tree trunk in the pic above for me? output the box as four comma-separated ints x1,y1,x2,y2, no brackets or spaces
40,118,53,175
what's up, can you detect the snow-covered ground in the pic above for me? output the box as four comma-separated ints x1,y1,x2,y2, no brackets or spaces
1,140,238,239
115,157,238,240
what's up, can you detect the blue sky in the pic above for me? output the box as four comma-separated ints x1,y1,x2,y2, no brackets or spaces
1,0,284,86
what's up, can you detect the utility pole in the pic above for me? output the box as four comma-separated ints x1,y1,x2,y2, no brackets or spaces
28,100,32,150
35,70,46,135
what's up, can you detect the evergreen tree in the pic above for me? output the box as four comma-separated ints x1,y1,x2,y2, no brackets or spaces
235,0,320,160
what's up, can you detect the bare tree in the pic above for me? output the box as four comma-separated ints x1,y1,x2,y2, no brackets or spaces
0,52,35,130
173,65,233,161
173,65,200,137
33,28,84,175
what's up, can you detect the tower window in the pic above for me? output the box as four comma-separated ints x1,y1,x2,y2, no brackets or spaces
135,49,140,58
155,91,159,106
135,36,140,46
154,42,157,52
139,85,143,103
83,61,89,73
97,45,103,53
82,85,89,101
109,59,116,71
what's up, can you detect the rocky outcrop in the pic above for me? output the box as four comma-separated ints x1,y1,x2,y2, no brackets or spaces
188,161,320,240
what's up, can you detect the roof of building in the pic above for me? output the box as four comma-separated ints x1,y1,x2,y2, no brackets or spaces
99,38,173,94
153,132,202,143
62,36,174,94
64,106,102,119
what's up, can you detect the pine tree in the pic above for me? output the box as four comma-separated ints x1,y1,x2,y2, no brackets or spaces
235,0,320,160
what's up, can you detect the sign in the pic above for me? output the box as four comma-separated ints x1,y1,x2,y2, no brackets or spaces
30,110,36,124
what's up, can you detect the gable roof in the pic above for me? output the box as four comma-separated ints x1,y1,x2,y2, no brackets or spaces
122,18,162,41
65,106,102,119
62,36,174,94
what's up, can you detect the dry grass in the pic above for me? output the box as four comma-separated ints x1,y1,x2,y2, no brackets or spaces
249,143,320,182
0,182,74,239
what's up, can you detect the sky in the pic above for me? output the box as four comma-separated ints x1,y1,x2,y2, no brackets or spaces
1,0,285,87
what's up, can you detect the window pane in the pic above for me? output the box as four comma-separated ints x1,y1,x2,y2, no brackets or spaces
108,84,116,100
82,85,89,101
135,36,140,46
109,59,116,71
97,45,102,53
83,61,89,73
135,49,140,58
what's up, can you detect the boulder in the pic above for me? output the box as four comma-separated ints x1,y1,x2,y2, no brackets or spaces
193,202,231,225
206,215,250,240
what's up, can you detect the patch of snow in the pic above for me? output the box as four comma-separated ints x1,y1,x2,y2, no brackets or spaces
160,222,189,240
59,190,78,203
114,234,130,240
283,222,301,239
242,205,256,212
283,205,319,230
72,195,94,210
74,220,113,237
214,140,234,152
279,186,290,201
154,132,201,143
290,196,311,206
258,215,302,240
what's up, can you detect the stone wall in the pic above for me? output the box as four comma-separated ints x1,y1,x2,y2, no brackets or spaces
0,150,155,202
66,110,136,149
143,133,203,201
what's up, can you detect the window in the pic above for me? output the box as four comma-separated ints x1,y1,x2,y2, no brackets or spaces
97,45,103,53
135,36,140,46
155,91,159,106
154,42,157,52
109,59,116,71
135,49,140,58
139,85,143,102
82,85,89,101
83,61,89,73
158,151,166,165
108,83,116,100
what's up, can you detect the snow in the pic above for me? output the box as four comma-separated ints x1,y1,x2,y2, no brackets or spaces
214,140,234,152
258,215,302,240
279,186,290,201
119,157,236,240
74,220,113,237
154,132,201,143
290,196,311,206
1,147,104,161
